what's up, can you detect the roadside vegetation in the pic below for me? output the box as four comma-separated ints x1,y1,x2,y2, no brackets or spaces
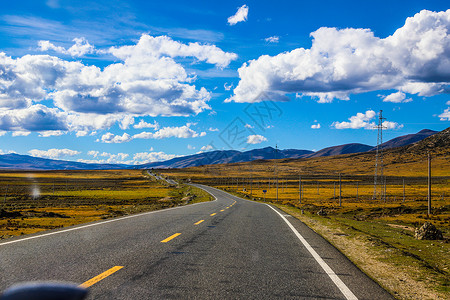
160,149,449,299
0,169,212,239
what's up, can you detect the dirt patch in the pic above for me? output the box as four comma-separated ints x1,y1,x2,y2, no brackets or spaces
387,223,414,232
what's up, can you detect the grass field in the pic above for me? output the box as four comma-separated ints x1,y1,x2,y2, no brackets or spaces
0,169,212,239
159,151,450,299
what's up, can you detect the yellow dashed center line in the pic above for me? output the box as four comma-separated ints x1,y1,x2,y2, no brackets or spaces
194,220,204,225
220,209,225,212
210,213,216,216
161,233,182,243
80,266,124,288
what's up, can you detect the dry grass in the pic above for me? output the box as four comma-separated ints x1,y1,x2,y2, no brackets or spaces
0,170,212,239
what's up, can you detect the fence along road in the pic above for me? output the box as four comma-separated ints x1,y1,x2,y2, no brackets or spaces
0,184,393,299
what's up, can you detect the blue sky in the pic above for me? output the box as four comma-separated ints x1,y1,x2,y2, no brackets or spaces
0,0,449,164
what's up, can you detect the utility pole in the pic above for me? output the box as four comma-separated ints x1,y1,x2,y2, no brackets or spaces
299,175,302,204
428,152,432,215
275,144,279,202
333,182,336,201
403,178,405,202
373,110,386,200
339,173,342,207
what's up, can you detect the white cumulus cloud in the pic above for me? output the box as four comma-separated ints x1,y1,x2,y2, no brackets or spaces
134,124,205,140
1,34,237,134
200,145,214,151
264,36,279,43
79,152,130,164
247,134,268,144
38,37,94,57
311,123,321,129
100,132,132,143
133,151,178,164
133,120,159,130
381,91,412,103
439,108,450,120
229,10,450,103
12,131,31,137
228,5,249,26
28,148,81,159
332,110,402,129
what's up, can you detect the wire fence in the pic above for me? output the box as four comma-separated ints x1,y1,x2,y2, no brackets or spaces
191,174,449,207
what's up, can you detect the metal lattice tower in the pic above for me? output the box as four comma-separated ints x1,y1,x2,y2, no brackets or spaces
373,110,386,200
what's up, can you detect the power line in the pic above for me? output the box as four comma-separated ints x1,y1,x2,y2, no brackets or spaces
373,110,386,200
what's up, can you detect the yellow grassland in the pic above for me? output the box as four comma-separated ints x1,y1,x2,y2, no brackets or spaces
0,170,211,239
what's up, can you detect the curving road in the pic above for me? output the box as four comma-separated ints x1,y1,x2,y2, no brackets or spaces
0,184,393,299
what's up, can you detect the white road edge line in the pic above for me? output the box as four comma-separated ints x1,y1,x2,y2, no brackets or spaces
0,191,218,247
266,204,358,300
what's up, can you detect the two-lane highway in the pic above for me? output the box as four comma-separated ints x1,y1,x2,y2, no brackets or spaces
0,184,393,299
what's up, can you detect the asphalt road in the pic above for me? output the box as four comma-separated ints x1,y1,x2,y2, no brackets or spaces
0,184,393,299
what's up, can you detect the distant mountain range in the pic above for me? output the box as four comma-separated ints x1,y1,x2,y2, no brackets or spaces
140,148,314,169
0,153,128,170
0,128,439,170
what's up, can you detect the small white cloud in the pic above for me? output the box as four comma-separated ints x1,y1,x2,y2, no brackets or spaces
80,151,131,164
311,123,321,129
12,131,31,137
266,125,274,129
38,37,94,57
438,108,450,121
29,148,81,159
332,110,402,130
264,36,279,43
87,150,99,157
100,132,132,143
133,151,178,164
244,124,254,128
76,130,88,137
200,145,214,151
228,5,249,26
133,120,159,130
187,144,196,150
38,40,66,54
133,124,204,140
247,134,267,144
208,127,219,132
381,91,412,103
446,100,450,105
38,130,65,137
332,110,376,129
382,121,404,129
224,83,233,91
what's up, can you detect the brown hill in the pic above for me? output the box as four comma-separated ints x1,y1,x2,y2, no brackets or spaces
402,126,450,156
